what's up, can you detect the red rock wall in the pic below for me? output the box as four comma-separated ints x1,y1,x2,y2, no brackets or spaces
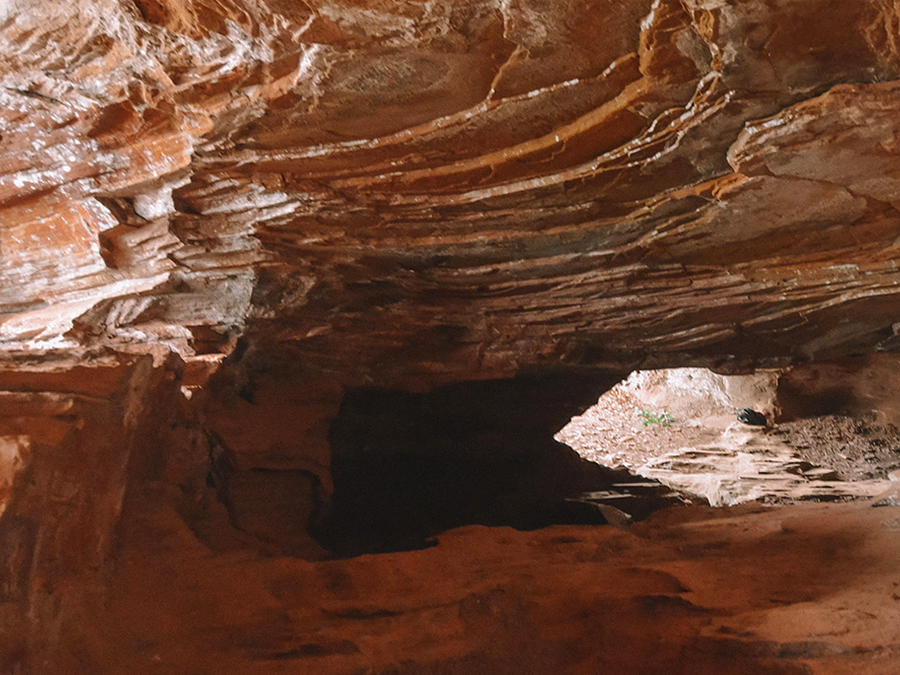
0,350,196,669
775,354,900,424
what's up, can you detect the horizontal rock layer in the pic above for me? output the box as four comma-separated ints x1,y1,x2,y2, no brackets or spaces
0,0,899,385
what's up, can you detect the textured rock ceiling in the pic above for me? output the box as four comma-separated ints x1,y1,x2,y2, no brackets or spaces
2,0,900,387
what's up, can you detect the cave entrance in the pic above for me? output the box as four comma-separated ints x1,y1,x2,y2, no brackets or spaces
315,363,900,557
316,372,680,556
558,367,900,507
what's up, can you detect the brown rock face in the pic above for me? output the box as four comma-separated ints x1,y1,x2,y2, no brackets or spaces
3,1,900,672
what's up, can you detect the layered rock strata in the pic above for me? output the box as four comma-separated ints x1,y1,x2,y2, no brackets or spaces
2,1,900,671
2,0,900,374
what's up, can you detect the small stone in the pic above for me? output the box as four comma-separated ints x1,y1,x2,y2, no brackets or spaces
737,408,768,426
595,504,634,530
800,467,840,481
872,477,900,507
873,493,900,508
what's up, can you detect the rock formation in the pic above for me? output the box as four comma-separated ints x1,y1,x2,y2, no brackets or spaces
2,0,900,671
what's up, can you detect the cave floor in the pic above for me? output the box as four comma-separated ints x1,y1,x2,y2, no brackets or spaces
81,493,900,675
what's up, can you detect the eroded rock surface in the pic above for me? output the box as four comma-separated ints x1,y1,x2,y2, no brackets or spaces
2,0,900,375
3,1,900,672
41,499,900,675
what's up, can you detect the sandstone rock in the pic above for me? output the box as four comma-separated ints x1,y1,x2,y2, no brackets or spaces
2,1,900,672
0,0,898,377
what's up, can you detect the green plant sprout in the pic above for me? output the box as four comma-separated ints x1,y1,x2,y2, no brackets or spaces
638,409,673,427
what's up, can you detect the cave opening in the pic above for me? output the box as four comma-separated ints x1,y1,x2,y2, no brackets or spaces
559,362,900,508
299,358,900,557
198,356,900,560
314,371,680,556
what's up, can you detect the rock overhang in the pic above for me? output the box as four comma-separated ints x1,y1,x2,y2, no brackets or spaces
0,0,898,388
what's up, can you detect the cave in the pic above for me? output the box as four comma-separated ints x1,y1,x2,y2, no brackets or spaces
320,372,680,556
3,1,900,673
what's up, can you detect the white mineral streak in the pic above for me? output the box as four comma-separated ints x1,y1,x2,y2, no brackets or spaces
133,186,175,221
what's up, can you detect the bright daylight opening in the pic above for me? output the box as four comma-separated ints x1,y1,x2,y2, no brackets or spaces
558,368,900,507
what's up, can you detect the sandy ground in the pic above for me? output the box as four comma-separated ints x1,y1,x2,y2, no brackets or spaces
774,414,900,481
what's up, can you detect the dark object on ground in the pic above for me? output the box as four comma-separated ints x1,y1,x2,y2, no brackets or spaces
738,408,768,426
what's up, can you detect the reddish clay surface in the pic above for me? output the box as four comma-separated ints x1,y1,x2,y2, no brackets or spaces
81,496,900,675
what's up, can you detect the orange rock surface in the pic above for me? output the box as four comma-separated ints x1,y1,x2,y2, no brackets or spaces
1,0,898,374
36,498,900,674
2,1,900,672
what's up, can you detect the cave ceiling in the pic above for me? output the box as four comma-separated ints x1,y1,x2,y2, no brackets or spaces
2,0,900,387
